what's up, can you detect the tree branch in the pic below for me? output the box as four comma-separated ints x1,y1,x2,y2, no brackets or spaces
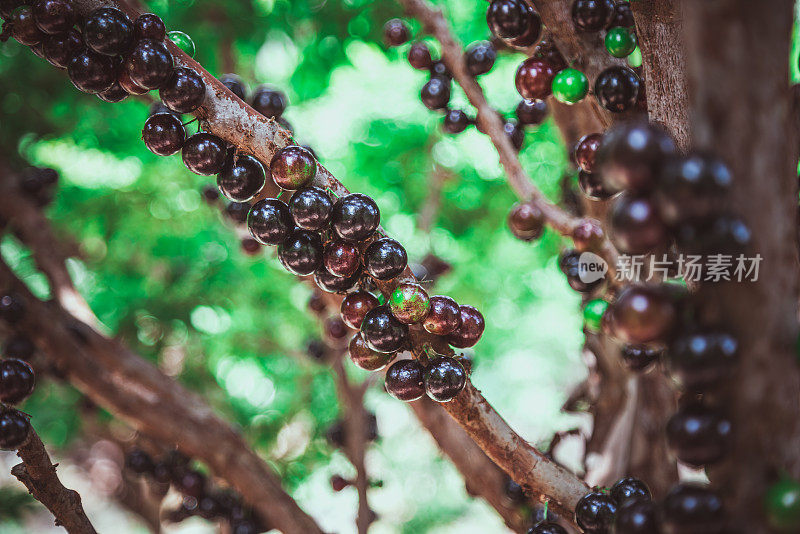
12,428,98,534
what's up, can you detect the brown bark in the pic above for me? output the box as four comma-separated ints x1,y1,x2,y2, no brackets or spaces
682,0,800,529
12,430,98,534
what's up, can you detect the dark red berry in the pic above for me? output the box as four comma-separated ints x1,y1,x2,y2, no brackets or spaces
383,18,410,47
487,0,533,40
247,199,292,244
675,214,751,256
125,39,174,90
341,291,380,330
278,229,322,275
325,316,351,344
423,295,461,335
134,13,165,41
443,109,470,134
610,2,635,29
349,333,394,371
33,0,74,34
575,491,617,533
533,38,567,71
516,99,548,126
314,267,361,293
579,170,616,200
504,121,525,151
559,249,603,293
324,239,361,278
332,193,380,241
251,86,287,119
219,73,248,100
142,113,186,156
610,477,651,505
465,41,497,76
182,133,227,175
572,0,615,32
574,133,603,173
364,238,407,280
289,187,332,230
0,409,30,450
666,402,732,467
608,284,676,345
84,8,133,56
421,77,451,110
528,522,567,534
613,499,661,534
160,67,206,113
447,305,484,348
597,121,676,192
662,484,725,534
516,58,557,100
217,154,266,202
609,194,668,254
42,29,83,69
424,356,467,402
430,60,451,79
407,42,433,70
176,470,206,498
11,7,45,45
270,145,317,190
361,306,408,353
620,344,661,371
385,359,425,401
98,81,129,103
656,153,732,225
125,449,155,474
68,50,118,94
240,237,261,255
594,66,641,113
508,202,544,241
572,218,605,252
666,330,737,391
508,5,542,48
0,359,35,405
0,294,24,323
331,474,350,492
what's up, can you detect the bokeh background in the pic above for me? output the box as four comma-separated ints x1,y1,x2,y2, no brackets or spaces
1,0,799,532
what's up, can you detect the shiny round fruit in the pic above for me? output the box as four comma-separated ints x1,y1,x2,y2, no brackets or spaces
10,7,44,45
219,73,248,100
583,298,608,332
217,154,266,202
579,170,616,200
98,82,129,103
533,38,567,70
552,68,589,104
0,359,35,405
611,3,635,28
270,146,317,190
251,86,287,119
408,42,433,70
68,51,117,94
765,479,800,531
610,476,651,505
389,283,430,324
383,18,410,47
332,194,380,241
313,268,360,293
364,239,407,281
168,30,195,57
0,409,30,450
32,0,75,34
516,99,548,126
42,29,83,69
572,219,605,252
225,201,251,224
289,187,332,230
575,491,617,533
507,4,541,48
528,522,566,534
574,133,603,174
385,359,425,401
134,13,166,41
324,239,361,278
125,449,155,474
247,199,293,245
0,294,24,324
160,67,206,113
447,305,484,348
609,284,676,344
423,295,461,335
361,306,408,353
142,113,186,156
465,41,497,76
666,330,738,391
572,0,615,32
278,230,323,276
666,402,732,467
349,333,394,371
597,120,676,192
516,58,557,101
125,39,174,90
487,0,529,38
84,7,133,56
421,77,451,110
614,498,661,534
662,484,725,534
182,133,227,175
508,202,544,241
504,121,525,151
594,66,641,113
341,291,380,330
610,194,668,254
657,153,733,225
424,356,467,402
605,26,637,58
443,109,470,134
620,344,662,371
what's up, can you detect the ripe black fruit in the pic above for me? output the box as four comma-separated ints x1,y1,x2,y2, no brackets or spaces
364,238,407,280
609,194,668,254
98,82,129,103
610,476,651,505
572,0,615,32
278,229,323,275
487,0,540,44
574,491,617,533
423,295,461,335
385,359,425,401
516,99,548,126
42,29,83,69
126,449,155,474
217,154,266,202
219,73,248,101
613,499,661,534
289,187,333,230
527,522,566,534
182,133,228,175
10,7,45,45
446,305,485,348
84,8,134,56
443,109,470,134
383,18,410,47
407,42,433,70
160,67,206,113
225,201,251,224
666,330,738,390
666,402,732,467
424,356,467,402
620,344,661,371
657,153,733,225
341,291,380,330
251,86,287,119
465,41,496,76
504,121,525,151
597,121,676,192
594,66,641,113
361,306,408,353
662,484,725,534
324,239,361,278
248,198,297,245
68,51,118,94
508,202,544,241
125,39,174,90
142,113,186,156
134,13,166,41
0,409,30,450
33,0,75,34
579,171,616,200
314,267,361,293
421,77,451,110
0,359,35,405
332,193,380,241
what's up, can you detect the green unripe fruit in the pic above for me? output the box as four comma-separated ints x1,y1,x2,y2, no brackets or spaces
583,299,608,332
765,479,800,531
605,27,637,58
168,31,196,58
552,68,588,105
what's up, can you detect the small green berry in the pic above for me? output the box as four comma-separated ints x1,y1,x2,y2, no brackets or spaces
552,68,589,105
765,479,800,531
168,31,196,58
605,27,637,58
583,299,608,332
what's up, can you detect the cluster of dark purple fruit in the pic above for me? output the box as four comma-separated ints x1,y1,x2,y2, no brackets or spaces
384,17,549,149
17,166,60,208
0,293,36,451
568,476,725,534
217,73,293,136
126,448,266,534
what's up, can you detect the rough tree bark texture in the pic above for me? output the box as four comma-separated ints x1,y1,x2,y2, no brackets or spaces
12,431,98,534
682,0,800,529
